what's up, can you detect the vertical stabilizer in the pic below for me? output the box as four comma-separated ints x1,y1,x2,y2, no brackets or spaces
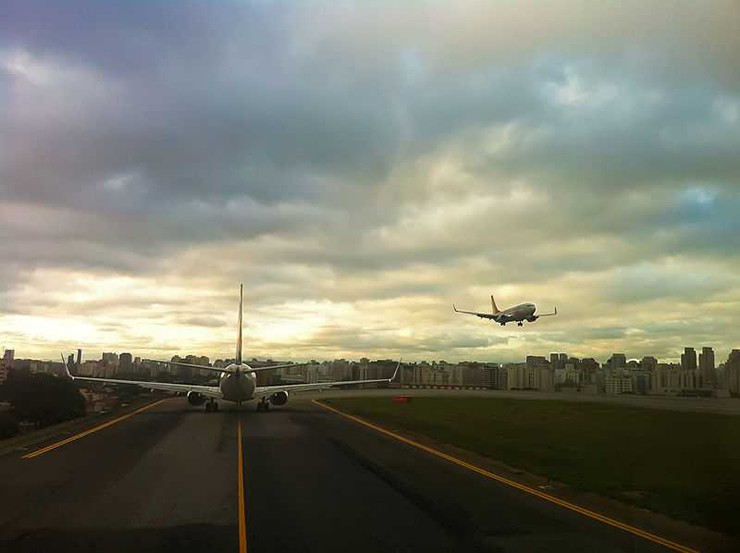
491,295,501,314
236,284,243,365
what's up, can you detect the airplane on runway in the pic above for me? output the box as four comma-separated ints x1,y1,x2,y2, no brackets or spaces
453,294,557,327
63,284,399,412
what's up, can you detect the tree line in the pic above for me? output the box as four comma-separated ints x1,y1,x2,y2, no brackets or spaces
0,369,86,439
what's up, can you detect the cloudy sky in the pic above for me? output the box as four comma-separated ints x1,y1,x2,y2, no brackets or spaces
2,1,739,364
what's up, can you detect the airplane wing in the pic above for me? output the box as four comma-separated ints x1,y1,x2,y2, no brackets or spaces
254,377,391,397
142,359,230,374
62,355,222,398
243,362,310,374
452,305,496,319
71,376,222,398
253,361,401,398
537,306,558,317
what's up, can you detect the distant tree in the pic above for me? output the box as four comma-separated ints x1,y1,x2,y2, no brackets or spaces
0,412,19,439
110,374,143,400
5,371,86,427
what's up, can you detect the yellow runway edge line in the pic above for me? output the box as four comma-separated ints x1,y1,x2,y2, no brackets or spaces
314,400,698,553
237,417,248,553
23,398,170,459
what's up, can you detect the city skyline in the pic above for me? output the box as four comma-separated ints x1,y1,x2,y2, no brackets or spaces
4,344,739,370
6,345,739,399
2,1,739,362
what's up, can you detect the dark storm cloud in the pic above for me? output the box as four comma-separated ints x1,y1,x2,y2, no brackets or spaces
1,0,403,212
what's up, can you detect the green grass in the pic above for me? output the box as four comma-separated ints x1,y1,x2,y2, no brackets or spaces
326,397,740,536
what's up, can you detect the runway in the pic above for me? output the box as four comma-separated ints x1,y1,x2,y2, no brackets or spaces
0,397,721,552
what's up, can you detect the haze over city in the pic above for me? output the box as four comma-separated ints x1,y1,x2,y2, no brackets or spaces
2,1,739,363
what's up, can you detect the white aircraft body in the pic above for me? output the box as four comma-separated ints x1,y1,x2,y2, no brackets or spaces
453,295,557,327
63,285,399,412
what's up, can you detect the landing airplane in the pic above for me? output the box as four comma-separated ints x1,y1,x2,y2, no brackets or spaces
453,294,557,327
63,284,399,412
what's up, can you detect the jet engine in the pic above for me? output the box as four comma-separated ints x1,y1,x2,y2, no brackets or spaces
527,316,539,322
187,391,206,406
270,391,289,406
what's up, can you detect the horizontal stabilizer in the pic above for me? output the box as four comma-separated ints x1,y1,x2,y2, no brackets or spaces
142,359,230,374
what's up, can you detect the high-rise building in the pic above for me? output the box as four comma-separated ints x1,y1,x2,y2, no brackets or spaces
679,369,699,391
549,353,568,370
725,350,740,395
460,365,484,387
631,371,651,395
607,353,626,370
120,353,133,373
526,356,549,370
681,347,697,372
580,358,599,384
641,356,658,372
539,367,554,391
698,347,716,387
102,352,119,367
1,349,14,384
504,364,527,389
490,366,507,390
605,375,632,394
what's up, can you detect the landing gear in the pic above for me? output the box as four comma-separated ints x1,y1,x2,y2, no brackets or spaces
500,322,506,326
205,400,220,413
517,322,524,326
256,398,270,412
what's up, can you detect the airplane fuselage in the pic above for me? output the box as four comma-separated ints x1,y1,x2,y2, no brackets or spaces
496,303,537,323
218,364,257,402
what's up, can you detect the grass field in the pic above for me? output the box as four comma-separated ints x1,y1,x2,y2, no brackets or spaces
325,397,740,536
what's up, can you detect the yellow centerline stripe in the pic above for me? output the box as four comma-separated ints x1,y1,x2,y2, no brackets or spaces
237,417,249,553
23,399,169,459
313,400,698,553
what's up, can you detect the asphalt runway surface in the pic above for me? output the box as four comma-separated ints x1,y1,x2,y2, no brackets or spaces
0,397,724,553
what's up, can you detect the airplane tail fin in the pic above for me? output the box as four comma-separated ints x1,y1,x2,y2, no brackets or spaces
491,295,501,314
236,284,243,365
